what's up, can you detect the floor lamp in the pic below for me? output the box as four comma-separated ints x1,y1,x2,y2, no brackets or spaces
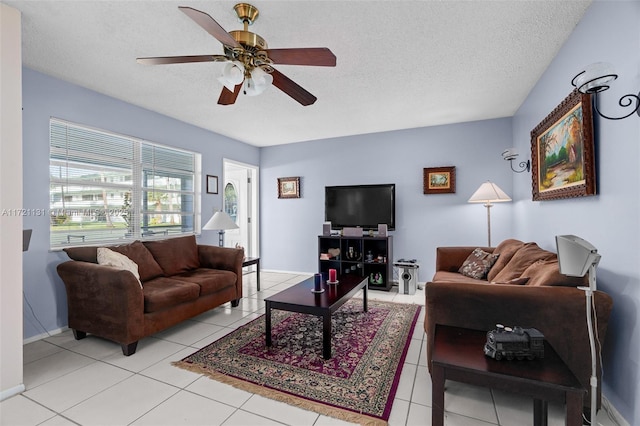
203,210,239,247
556,235,601,426
468,181,511,247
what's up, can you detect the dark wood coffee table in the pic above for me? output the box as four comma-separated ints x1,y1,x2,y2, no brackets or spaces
265,274,368,359
431,325,585,426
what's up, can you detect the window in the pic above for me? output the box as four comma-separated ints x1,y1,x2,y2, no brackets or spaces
224,182,238,224
49,119,201,248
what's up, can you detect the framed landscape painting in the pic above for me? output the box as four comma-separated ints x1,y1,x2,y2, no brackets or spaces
277,176,300,199
531,90,596,201
423,166,456,194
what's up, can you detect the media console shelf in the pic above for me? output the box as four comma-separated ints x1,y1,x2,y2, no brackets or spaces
318,235,393,291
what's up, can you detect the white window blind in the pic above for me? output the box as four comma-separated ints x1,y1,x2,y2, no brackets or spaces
49,118,201,248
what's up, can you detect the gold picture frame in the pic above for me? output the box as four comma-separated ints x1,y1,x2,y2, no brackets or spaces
423,166,456,194
278,176,300,199
531,90,596,201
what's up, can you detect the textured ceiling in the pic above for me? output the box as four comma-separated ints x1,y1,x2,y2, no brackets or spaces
6,0,591,147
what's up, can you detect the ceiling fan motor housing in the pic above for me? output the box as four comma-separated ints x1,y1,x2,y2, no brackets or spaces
229,30,267,50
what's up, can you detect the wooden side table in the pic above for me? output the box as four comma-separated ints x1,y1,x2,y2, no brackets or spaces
431,325,585,426
242,257,260,290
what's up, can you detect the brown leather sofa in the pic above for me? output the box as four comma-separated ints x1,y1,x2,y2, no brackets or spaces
57,235,244,355
424,239,613,412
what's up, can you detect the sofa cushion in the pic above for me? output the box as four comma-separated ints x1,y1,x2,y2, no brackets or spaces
432,271,491,285
522,259,587,287
490,277,530,285
110,241,164,282
97,247,142,288
142,277,200,313
175,268,237,296
490,242,556,283
64,246,99,263
144,235,200,276
458,248,499,280
486,239,525,282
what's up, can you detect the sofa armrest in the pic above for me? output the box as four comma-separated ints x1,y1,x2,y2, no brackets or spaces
435,246,494,272
424,281,613,410
56,261,145,345
197,245,244,299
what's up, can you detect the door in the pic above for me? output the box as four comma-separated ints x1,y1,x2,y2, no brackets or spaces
223,159,258,257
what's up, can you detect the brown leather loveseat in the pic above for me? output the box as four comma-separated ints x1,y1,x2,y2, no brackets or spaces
57,235,244,355
424,239,613,413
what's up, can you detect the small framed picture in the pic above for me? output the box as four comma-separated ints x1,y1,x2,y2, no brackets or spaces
278,176,300,199
206,175,218,194
424,166,456,194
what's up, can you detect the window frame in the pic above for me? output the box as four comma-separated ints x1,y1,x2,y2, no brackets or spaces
49,118,201,249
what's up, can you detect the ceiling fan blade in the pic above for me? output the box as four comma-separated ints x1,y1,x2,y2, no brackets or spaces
218,84,242,105
266,48,336,67
270,69,317,106
178,6,241,49
137,55,228,65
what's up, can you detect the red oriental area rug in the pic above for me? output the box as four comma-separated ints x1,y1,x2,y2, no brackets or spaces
174,299,421,425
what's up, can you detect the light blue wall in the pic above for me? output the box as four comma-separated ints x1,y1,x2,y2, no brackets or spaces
259,119,514,281
511,2,639,424
21,68,259,339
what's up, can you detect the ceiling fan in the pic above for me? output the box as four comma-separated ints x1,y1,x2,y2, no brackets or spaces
137,3,336,106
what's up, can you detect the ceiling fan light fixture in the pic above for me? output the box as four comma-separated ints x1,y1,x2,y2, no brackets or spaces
243,66,273,96
218,61,245,91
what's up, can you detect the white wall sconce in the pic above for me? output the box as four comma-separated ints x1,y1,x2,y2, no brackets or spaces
501,148,530,173
571,62,640,120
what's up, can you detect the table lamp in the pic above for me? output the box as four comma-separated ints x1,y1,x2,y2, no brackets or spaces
203,210,239,247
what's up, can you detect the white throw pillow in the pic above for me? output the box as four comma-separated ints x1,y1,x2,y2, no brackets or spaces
97,247,142,288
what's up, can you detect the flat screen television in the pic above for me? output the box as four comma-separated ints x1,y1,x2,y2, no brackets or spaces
325,184,395,230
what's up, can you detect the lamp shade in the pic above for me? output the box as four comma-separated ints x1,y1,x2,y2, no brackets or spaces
218,61,245,91
555,234,601,277
468,181,512,204
203,211,239,231
243,66,273,96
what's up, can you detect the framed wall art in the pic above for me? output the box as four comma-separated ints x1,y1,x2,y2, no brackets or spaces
206,175,218,194
531,90,596,201
423,166,456,194
277,176,300,199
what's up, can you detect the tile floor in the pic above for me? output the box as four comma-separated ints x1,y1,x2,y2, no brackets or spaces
2,271,620,426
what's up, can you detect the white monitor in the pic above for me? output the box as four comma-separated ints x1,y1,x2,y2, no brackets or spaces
555,234,601,277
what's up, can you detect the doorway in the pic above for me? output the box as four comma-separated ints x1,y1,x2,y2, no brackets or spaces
222,159,259,258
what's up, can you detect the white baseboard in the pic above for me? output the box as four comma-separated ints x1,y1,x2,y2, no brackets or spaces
602,396,629,426
23,326,68,345
1,383,25,402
